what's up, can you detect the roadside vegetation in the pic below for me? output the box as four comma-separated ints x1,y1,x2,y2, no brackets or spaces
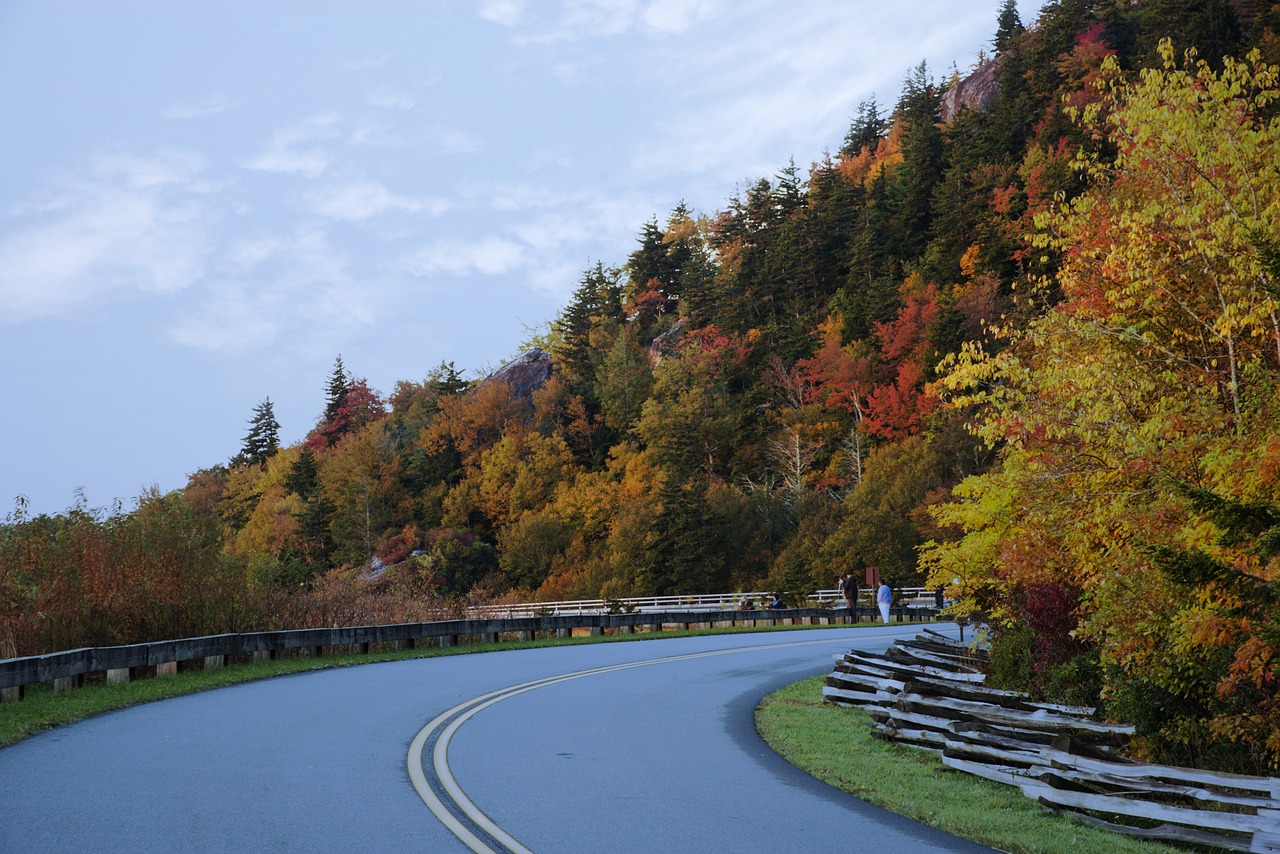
755,676,1181,854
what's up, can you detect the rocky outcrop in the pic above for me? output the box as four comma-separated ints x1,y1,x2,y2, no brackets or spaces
647,317,688,363
939,56,1001,123
484,347,553,401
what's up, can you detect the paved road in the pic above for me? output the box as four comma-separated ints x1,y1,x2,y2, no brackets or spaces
0,625,991,853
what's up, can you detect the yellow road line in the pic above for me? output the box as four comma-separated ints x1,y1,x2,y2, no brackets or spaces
407,633,877,852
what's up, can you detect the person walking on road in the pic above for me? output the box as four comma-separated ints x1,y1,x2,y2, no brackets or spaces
840,572,860,620
876,580,892,624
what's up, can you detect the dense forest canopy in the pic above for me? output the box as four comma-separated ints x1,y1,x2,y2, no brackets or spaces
5,0,1280,771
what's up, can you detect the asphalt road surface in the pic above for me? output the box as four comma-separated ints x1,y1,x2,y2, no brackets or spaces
0,624,992,853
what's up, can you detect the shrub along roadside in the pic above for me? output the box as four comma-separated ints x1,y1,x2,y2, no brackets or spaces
754,676,1180,854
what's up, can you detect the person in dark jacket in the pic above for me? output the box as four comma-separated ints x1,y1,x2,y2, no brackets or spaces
840,572,860,618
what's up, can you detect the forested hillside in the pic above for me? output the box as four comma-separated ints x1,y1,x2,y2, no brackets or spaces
5,0,1280,771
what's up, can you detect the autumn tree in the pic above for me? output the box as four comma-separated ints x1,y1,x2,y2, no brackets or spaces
307,376,386,451
927,43,1280,769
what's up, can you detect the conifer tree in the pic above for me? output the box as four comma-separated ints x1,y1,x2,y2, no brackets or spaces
231,398,280,467
841,96,887,157
428,360,470,397
285,446,334,571
994,0,1024,54
555,262,623,392
323,355,348,422
889,61,944,264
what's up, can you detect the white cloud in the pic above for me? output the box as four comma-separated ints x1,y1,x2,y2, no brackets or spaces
224,236,286,271
165,95,235,120
0,149,212,323
640,0,719,34
406,235,527,278
168,229,378,352
90,148,209,190
306,181,449,221
344,53,392,71
165,279,283,351
367,90,415,110
479,0,527,26
242,114,343,178
423,126,484,155
624,3,976,181
508,0,723,44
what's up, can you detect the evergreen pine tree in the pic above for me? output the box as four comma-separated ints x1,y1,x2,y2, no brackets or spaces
323,355,348,422
994,0,1024,53
644,471,725,595
285,446,334,572
285,445,320,499
841,96,887,157
889,61,944,264
428,360,470,397
555,262,623,393
231,398,280,467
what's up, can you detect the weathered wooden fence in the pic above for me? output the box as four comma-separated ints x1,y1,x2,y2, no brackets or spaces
825,630,1280,853
0,604,941,702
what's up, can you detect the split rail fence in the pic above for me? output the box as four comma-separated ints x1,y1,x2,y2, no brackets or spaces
0,603,942,703
825,630,1280,853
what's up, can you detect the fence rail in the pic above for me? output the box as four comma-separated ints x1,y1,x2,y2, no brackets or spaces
825,631,1280,853
1,603,942,702
469,586,940,618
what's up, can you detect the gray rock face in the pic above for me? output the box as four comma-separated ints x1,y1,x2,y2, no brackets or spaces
939,56,1001,123
647,317,687,363
485,347,553,401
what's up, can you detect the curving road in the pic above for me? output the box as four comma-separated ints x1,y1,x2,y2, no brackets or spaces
0,625,991,853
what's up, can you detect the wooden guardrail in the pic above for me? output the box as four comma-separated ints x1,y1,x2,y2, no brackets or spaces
825,630,1280,853
1,604,942,702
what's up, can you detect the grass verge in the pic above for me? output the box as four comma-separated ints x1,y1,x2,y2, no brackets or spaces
755,675,1182,854
0,621,889,749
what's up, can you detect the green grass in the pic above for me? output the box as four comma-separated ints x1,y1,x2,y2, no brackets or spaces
755,676,1184,854
0,621,889,749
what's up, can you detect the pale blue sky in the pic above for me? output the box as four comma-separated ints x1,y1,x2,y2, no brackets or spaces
1,0,1047,517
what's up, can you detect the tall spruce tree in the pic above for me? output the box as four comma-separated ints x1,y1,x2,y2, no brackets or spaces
285,446,333,571
428,360,470,397
889,61,944,265
323,355,348,423
841,96,888,157
994,0,1024,53
232,398,280,467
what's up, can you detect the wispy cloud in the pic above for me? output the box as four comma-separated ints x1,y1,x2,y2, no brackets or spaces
168,229,377,352
479,0,527,27
625,3,972,181
0,149,212,323
165,95,236,120
306,180,448,221
423,125,484,155
405,235,527,278
367,90,415,110
241,114,343,178
508,0,725,43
